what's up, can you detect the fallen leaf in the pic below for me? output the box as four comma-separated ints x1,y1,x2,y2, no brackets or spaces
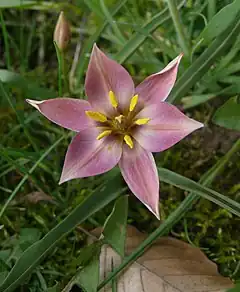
22,191,55,204
97,226,233,292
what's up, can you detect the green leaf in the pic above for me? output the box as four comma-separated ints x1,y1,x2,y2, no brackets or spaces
74,250,100,292
199,0,240,44
182,93,216,109
103,195,128,257
158,168,240,217
83,0,104,19
0,0,36,8
76,241,103,268
18,228,42,250
47,284,59,292
0,173,126,292
168,18,240,104
76,256,100,292
0,274,8,287
212,96,240,130
0,70,56,99
63,242,102,292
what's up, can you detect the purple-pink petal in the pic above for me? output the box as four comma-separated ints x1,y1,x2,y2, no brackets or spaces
135,54,183,105
119,141,160,219
85,44,135,115
133,102,204,152
26,98,93,132
59,128,122,184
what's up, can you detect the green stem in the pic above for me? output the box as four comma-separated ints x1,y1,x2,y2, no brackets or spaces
97,138,240,290
0,10,11,69
166,0,190,57
54,41,64,96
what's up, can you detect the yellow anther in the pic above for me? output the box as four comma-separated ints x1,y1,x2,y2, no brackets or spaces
115,114,124,124
134,118,150,125
85,111,107,122
124,135,134,149
129,94,138,112
109,91,118,108
96,130,112,140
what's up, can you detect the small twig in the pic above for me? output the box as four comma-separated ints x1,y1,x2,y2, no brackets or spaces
69,14,87,93
76,226,99,241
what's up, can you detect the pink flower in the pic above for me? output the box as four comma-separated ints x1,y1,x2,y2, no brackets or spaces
26,44,203,219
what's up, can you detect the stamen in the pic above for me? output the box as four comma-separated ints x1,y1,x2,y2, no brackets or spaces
124,135,134,149
109,91,118,108
115,115,124,124
135,118,150,125
129,94,138,112
96,130,112,140
85,111,107,122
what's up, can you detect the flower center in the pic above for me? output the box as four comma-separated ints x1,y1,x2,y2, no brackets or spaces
85,91,150,149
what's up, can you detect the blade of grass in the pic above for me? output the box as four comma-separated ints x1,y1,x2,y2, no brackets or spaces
53,41,64,96
19,0,25,73
0,174,126,292
0,70,56,98
75,0,127,85
25,18,36,69
0,0,36,8
0,146,52,197
208,0,216,20
0,134,68,218
0,80,39,152
97,138,240,290
83,0,104,19
166,0,190,57
99,0,125,44
115,0,185,64
158,168,240,217
168,18,240,104
2,112,39,144
0,10,11,69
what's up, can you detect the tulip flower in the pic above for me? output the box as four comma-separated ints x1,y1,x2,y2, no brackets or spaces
27,45,203,219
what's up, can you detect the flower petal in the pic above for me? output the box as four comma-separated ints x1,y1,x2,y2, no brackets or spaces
26,98,92,132
133,102,204,152
119,141,160,219
135,54,183,105
60,128,122,183
85,44,134,115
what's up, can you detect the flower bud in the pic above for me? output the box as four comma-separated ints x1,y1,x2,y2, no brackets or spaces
53,11,71,51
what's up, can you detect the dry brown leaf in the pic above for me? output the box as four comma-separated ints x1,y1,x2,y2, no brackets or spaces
97,226,233,292
22,191,55,204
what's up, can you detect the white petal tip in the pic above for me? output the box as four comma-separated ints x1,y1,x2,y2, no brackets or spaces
145,204,160,220
195,122,204,130
59,176,67,185
26,99,43,110
153,209,160,220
